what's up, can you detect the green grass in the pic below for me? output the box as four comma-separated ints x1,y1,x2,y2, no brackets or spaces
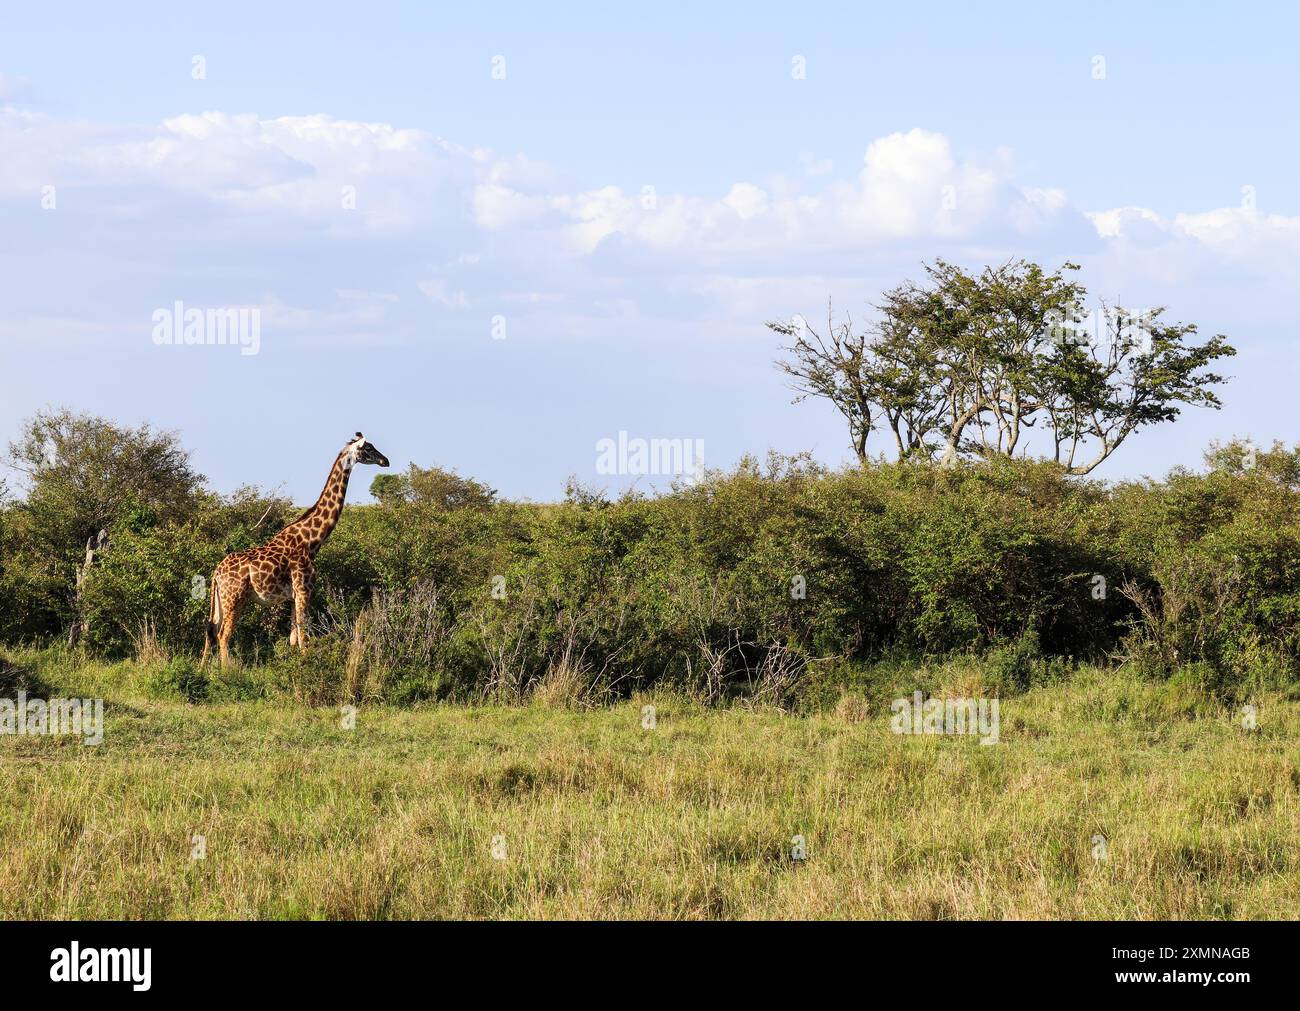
2,649,1298,919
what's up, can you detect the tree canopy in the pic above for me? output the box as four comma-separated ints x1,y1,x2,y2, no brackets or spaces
4,408,204,561
769,259,1236,474
370,464,497,511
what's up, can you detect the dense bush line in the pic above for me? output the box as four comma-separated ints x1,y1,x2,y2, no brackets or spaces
4,438,1299,707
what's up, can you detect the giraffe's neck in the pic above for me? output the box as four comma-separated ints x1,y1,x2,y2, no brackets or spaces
292,451,353,554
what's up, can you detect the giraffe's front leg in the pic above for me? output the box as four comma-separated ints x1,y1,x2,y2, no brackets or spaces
290,563,314,651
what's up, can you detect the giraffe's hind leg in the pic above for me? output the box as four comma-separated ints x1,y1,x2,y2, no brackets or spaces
217,578,249,668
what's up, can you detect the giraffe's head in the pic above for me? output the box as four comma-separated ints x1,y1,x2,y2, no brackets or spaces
345,432,390,468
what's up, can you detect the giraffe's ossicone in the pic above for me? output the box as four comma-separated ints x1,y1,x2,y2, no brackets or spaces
200,433,390,667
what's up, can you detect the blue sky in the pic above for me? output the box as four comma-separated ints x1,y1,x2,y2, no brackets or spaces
1,1,1297,502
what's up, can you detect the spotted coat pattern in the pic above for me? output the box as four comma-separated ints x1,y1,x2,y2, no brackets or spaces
200,435,389,666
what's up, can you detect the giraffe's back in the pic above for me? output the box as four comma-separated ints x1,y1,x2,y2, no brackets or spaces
216,545,293,604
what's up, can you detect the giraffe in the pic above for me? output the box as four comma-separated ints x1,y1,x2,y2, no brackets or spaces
200,433,389,667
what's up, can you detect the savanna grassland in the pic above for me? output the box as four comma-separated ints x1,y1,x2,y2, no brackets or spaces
2,649,1297,920
6,412,1300,919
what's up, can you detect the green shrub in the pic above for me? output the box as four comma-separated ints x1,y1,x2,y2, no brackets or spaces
145,656,209,703
263,639,349,707
6,444,1300,705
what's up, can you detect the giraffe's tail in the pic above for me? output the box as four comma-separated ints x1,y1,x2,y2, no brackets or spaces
200,572,221,666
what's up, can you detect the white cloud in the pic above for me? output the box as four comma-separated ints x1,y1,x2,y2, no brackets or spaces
1,108,1068,260
0,108,485,237
1088,205,1166,240
1088,202,1300,251
1085,202,1300,291
1175,206,1300,252
470,128,1070,259
3,100,1295,344
722,182,769,220
472,182,548,230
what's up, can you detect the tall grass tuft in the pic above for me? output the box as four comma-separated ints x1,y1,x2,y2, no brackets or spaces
129,618,170,666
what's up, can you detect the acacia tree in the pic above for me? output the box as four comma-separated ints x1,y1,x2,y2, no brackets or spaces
769,259,1236,474
770,305,878,465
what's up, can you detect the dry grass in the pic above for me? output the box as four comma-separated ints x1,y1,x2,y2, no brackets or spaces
129,619,170,666
1,655,1298,920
